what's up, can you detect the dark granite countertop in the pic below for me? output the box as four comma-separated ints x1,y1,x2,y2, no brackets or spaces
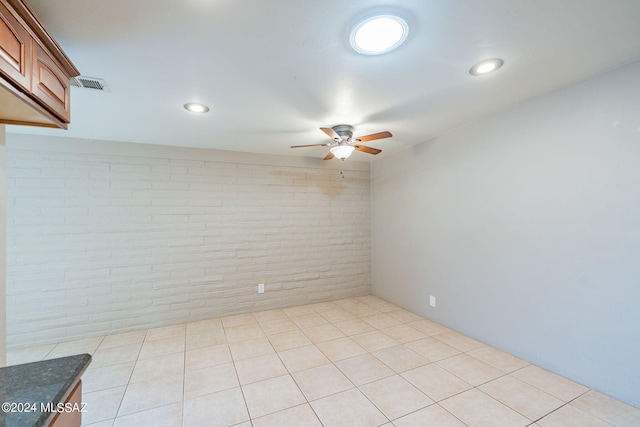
0,353,91,427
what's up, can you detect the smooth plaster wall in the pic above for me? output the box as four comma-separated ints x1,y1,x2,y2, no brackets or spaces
371,60,640,407
6,136,371,348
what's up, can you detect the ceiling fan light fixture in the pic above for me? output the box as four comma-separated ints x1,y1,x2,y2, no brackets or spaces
184,102,210,113
469,58,504,76
350,14,409,55
330,145,356,160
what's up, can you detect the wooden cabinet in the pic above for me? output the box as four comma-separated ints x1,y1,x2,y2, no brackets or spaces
48,380,82,427
0,0,78,129
0,0,31,90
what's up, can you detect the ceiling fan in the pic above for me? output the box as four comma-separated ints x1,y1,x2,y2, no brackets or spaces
290,124,392,160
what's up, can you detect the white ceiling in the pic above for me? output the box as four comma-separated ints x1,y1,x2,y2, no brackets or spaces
9,0,640,161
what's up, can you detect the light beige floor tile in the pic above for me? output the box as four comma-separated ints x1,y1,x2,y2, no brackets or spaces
357,296,398,311
222,313,257,327
402,364,472,402
268,329,312,351
6,344,56,365
335,353,395,386
118,374,183,416
278,344,330,372
130,352,184,383
333,318,377,336
225,323,265,343
183,387,249,427
405,337,461,362
310,388,388,427
292,363,354,401
467,346,530,373
253,309,289,323
359,375,433,420
290,313,329,329
393,404,467,427
235,353,287,385
440,388,530,427
83,420,115,427
537,404,614,427
479,375,564,420
512,365,589,402
351,330,399,352
252,403,323,427
82,362,135,393
138,335,185,359
282,305,315,317
91,343,142,368
230,422,252,427
145,324,186,341
47,336,104,358
184,362,239,399
309,301,341,313
361,313,403,329
113,402,182,427
302,324,345,343
386,309,425,324
186,317,223,334
437,353,504,386
100,331,146,349
352,306,382,317
316,308,356,323
242,374,306,419
433,330,484,351
185,344,232,371
570,390,640,426
259,318,299,335
333,299,372,313
316,337,368,361
406,319,450,336
82,385,126,425
380,324,426,344
229,337,275,360
372,345,430,373
185,328,226,350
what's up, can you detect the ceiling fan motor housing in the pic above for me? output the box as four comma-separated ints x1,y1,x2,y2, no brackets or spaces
332,124,354,143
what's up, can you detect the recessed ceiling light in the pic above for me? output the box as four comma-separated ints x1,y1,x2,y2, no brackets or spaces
469,58,504,76
184,102,210,113
350,14,409,55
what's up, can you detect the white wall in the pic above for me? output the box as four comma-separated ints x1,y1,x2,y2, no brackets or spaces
6,136,371,348
371,60,640,407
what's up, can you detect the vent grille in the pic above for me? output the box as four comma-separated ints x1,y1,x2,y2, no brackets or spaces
70,76,109,92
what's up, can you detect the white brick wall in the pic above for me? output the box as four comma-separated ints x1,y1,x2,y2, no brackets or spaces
6,136,371,348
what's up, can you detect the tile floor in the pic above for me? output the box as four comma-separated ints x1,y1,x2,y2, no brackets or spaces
7,296,640,427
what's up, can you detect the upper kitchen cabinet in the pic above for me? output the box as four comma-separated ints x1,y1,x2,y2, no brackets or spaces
0,0,79,129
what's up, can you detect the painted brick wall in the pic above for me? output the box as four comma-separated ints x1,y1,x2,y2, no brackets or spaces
5,137,371,348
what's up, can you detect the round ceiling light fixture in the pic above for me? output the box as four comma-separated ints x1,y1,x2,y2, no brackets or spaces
184,102,210,113
469,58,504,76
350,14,409,55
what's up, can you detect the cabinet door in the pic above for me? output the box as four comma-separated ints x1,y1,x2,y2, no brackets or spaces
0,0,31,90
31,41,70,122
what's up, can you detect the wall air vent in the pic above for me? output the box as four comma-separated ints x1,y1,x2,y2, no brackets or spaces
70,76,109,92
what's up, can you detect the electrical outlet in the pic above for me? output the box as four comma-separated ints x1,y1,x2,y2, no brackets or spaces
429,295,436,307
258,283,265,294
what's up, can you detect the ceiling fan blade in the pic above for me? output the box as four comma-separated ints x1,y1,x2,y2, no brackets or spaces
355,131,392,143
354,145,382,155
320,127,340,141
290,143,330,148
323,151,335,160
